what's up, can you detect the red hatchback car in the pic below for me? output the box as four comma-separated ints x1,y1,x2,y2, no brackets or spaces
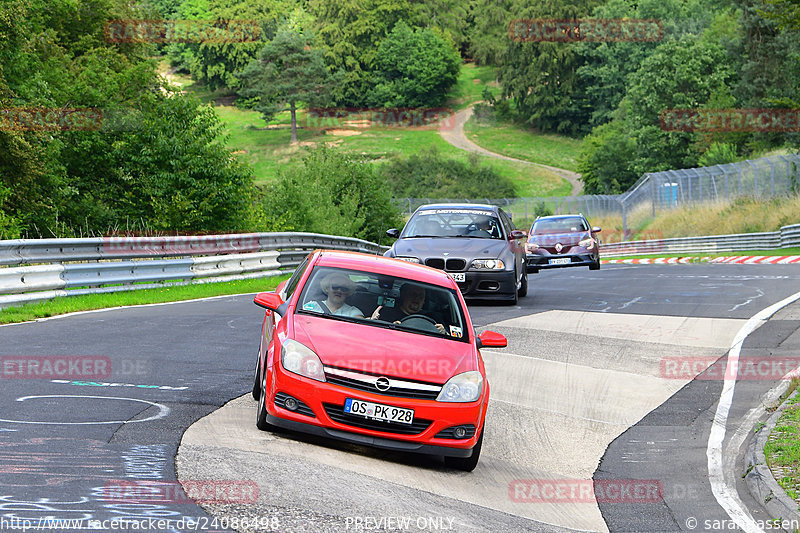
251,250,507,471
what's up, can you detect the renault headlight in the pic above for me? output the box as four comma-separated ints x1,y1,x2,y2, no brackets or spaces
281,339,326,382
437,371,483,402
470,259,505,270
578,238,595,249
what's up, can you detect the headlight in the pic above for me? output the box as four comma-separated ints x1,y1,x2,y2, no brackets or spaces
281,339,326,382
395,256,420,263
437,371,483,402
579,238,594,249
470,258,505,270
525,242,539,253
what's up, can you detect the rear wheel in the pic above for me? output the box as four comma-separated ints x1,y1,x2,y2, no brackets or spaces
444,426,484,472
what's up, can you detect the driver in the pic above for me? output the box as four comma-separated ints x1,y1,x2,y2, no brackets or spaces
370,283,445,333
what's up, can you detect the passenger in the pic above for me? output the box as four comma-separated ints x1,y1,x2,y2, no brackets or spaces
303,272,364,317
370,283,445,333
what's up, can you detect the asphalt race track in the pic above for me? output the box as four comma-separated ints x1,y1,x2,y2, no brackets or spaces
1,263,800,533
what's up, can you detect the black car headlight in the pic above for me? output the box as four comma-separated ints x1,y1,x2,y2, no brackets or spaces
395,256,421,263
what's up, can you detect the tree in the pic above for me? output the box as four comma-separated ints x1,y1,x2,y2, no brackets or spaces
309,0,412,106
238,30,340,144
263,147,402,242
497,0,602,135
367,22,461,108
577,120,637,194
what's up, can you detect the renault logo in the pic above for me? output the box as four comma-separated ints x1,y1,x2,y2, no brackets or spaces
555,242,563,252
375,377,391,392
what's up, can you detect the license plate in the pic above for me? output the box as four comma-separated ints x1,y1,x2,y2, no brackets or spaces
549,258,570,265
450,272,466,282
344,398,414,425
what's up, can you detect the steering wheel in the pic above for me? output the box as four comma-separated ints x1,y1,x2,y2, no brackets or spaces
399,314,440,333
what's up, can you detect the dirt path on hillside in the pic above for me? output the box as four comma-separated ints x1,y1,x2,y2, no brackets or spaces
439,106,583,196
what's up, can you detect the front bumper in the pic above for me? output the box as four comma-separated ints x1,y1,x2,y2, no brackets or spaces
526,252,598,272
455,270,517,300
265,364,485,457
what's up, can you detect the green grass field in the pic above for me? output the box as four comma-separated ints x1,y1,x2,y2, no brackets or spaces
464,117,583,172
445,63,499,110
764,386,800,503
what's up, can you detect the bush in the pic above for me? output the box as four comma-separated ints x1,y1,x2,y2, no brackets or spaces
378,146,516,199
262,147,402,243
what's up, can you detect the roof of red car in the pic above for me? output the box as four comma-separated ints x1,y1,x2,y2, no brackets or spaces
313,250,456,288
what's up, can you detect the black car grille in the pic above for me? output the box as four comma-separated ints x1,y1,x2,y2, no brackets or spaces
425,258,445,269
275,392,315,417
325,373,441,400
323,403,432,435
424,258,466,271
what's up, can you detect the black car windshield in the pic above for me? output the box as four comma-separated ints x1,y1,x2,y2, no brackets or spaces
296,266,469,342
532,217,589,233
403,209,503,239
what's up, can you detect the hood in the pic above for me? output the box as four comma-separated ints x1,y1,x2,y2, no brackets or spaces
292,314,476,383
393,237,509,260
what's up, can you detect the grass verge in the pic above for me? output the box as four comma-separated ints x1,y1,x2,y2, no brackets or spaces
764,381,800,504
0,275,289,325
463,116,583,172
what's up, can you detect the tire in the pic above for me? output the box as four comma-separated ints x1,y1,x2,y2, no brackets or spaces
444,426,483,472
256,372,275,431
506,270,519,305
589,260,600,271
252,358,261,400
517,268,528,298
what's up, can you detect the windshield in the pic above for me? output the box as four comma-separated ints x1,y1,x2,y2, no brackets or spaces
402,209,503,239
296,266,469,342
532,217,589,233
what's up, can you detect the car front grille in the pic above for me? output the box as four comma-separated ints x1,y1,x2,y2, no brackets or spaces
425,258,445,269
323,403,432,435
424,258,466,271
324,366,442,400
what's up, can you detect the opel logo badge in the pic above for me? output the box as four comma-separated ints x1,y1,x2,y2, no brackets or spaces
375,377,391,392
555,242,563,252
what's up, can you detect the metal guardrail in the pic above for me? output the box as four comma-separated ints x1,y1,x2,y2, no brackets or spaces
601,224,800,257
0,232,388,309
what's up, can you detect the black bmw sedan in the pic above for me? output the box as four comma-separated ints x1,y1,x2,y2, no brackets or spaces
384,204,528,304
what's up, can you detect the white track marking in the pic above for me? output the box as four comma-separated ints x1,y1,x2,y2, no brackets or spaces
0,395,170,425
707,290,800,533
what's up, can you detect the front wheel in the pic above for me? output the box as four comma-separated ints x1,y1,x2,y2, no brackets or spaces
252,358,261,400
589,260,600,271
256,373,275,431
444,426,484,472
518,269,528,298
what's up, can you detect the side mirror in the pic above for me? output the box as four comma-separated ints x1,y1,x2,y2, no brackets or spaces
386,228,400,238
509,230,526,240
592,226,602,234
254,292,283,312
476,330,507,349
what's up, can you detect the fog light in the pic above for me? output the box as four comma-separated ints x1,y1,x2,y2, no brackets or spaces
284,397,298,411
454,426,467,438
